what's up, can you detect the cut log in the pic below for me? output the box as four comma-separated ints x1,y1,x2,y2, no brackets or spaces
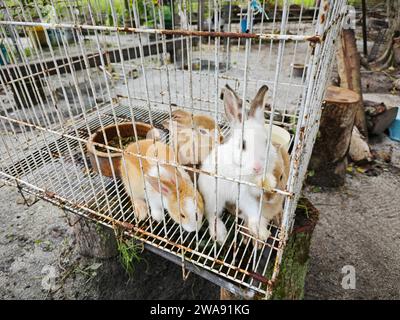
337,28,372,163
72,215,118,259
308,86,360,187
337,28,369,139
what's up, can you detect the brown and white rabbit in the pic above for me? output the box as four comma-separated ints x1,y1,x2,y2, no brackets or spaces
258,143,290,226
162,109,223,166
120,139,204,232
198,85,279,244
229,143,290,247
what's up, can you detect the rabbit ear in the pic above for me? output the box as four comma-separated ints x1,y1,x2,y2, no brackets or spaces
171,110,191,127
171,109,191,120
222,84,243,124
146,166,177,196
162,119,186,132
146,175,172,195
249,85,269,122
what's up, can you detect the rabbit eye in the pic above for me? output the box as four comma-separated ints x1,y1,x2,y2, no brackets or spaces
280,174,283,181
199,128,208,135
241,140,246,151
180,213,185,218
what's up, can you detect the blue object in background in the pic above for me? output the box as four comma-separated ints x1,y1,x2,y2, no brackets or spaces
0,43,10,65
250,0,269,20
388,107,400,142
241,17,248,33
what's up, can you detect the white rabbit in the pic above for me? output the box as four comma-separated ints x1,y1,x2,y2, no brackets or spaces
198,85,278,244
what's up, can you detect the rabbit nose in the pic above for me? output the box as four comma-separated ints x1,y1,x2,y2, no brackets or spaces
253,162,263,174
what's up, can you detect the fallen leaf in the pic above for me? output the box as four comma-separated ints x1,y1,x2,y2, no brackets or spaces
356,166,366,173
86,262,102,271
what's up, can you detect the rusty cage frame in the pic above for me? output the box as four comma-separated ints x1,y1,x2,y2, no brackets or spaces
0,0,347,298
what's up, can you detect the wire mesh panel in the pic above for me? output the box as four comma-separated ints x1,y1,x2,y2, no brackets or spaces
0,0,347,298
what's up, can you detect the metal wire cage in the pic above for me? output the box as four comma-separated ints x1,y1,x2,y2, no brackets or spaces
0,0,347,298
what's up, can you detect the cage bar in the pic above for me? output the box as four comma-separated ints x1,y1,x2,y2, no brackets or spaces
0,0,347,298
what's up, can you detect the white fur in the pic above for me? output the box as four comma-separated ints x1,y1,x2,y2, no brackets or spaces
145,166,201,232
145,167,168,223
183,198,201,232
198,86,277,244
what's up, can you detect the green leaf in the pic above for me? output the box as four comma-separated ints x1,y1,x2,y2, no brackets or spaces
311,186,321,193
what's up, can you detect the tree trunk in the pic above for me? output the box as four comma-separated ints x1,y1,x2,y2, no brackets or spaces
369,0,400,69
308,86,360,187
394,37,400,66
72,215,118,259
337,29,368,139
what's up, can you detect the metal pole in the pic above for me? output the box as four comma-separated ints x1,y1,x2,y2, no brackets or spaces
362,0,368,56
198,0,204,31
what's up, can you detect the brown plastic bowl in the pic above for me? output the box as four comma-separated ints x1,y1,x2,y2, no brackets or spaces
86,122,154,177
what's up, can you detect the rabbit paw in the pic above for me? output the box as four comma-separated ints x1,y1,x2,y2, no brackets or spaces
209,218,228,244
261,173,277,193
241,222,269,250
150,208,164,222
249,219,271,242
258,226,271,242
133,199,148,221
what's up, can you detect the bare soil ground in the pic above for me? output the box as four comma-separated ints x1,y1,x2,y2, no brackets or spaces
0,184,219,300
304,164,400,299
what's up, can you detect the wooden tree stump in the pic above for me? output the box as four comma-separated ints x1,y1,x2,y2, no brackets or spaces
71,215,118,259
221,197,320,300
308,86,360,187
337,28,368,139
